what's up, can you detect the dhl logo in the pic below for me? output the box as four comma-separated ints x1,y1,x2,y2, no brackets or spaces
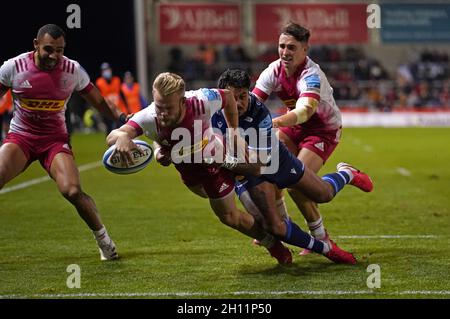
19,98,65,111
282,98,297,110
178,138,209,157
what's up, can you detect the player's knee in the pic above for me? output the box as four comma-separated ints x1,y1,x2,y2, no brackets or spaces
313,190,334,203
60,184,82,201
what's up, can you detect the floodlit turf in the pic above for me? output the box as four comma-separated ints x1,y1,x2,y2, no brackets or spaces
0,128,449,299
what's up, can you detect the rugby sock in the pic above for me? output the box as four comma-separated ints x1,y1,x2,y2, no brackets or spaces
93,226,111,244
275,197,289,219
281,218,329,254
307,216,327,240
322,171,352,195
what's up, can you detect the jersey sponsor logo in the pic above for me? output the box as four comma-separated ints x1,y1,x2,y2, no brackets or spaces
178,138,209,157
200,88,220,101
244,116,253,123
305,74,320,89
19,80,32,89
19,97,65,111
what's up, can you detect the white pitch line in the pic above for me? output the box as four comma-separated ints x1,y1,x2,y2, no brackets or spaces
0,161,103,195
336,235,438,239
396,167,412,177
1,290,450,299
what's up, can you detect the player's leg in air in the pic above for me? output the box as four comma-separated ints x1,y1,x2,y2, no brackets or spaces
237,178,356,265
276,128,373,256
275,129,333,255
49,152,118,261
235,145,373,264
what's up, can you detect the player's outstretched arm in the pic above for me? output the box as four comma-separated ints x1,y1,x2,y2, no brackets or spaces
106,125,138,146
272,98,317,128
81,86,124,122
221,89,239,129
106,125,141,167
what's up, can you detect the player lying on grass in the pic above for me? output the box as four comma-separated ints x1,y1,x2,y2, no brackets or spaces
107,72,371,265
211,69,373,265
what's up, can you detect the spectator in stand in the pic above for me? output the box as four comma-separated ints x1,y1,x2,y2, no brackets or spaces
121,71,147,114
96,62,129,133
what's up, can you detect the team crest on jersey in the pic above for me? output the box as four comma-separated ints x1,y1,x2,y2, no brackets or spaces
200,89,220,101
60,77,70,89
19,97,65,111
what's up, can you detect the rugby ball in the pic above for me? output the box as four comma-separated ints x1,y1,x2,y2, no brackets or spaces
102,140,153,174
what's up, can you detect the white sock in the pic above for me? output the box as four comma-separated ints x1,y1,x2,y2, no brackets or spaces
275,197,289,220
338,169,354,183
259,233,277,248
93,226,110,243
307,217,327,240
321,240,331,254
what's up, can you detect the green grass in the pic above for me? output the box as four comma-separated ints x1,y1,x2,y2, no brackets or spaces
0,128,449,299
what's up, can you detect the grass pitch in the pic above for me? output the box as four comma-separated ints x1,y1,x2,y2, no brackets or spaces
0,128,449,299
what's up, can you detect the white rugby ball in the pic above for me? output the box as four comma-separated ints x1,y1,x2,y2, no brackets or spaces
103,140,153,174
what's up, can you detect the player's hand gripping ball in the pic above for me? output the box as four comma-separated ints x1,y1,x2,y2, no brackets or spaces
103,140,153,174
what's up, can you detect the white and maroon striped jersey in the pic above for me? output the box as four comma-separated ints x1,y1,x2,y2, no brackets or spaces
128,88,226,162
0,52,94,136
253,57,342,130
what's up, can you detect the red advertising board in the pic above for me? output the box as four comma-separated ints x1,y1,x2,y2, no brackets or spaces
159,3,240,44
255,4,368,44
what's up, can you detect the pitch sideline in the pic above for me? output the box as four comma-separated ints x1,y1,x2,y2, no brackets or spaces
0,161,103,195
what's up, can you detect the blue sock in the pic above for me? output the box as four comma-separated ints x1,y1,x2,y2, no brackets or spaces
280,218,325,254
322,171,351,195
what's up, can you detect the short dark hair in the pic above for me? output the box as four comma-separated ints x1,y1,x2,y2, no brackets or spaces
281,22,310,43
37,24,66,40
217,69,251,90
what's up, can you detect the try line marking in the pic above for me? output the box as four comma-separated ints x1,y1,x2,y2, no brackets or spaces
336,235,437,239
0,161,103,195
1,290,450,299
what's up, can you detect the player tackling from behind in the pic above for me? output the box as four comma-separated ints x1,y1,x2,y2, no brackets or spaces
108,72,372,265
0,24,126,260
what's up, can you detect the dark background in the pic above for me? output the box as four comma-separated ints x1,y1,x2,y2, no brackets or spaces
1,0,136,81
